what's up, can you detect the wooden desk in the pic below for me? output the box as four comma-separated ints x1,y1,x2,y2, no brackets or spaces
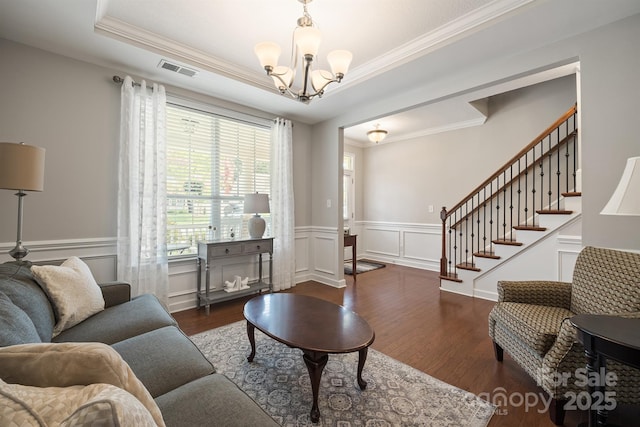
344,234,357,279
570,314,640,427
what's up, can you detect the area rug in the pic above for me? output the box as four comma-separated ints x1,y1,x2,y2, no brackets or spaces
344,260,386,276
191,321,495,427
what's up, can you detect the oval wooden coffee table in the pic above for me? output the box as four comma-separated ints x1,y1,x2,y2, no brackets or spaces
244,293,375,423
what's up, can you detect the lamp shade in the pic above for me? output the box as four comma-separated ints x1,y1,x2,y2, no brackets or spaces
294,26,321,57
271,66,294,90
244,193,270,214
327,50,353,76
254,42,281,69
601,156,640,216
0,142,45,191
310,69,333,92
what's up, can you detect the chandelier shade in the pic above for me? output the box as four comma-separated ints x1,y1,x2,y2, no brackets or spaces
254,42,281,69
254,0,352,103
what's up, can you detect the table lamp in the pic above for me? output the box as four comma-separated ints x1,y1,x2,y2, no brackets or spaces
601,156,640,216
244,193,270,238
0,142,46,261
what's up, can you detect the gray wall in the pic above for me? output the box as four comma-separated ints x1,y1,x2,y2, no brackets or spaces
360,75,576,224
0,40,313,247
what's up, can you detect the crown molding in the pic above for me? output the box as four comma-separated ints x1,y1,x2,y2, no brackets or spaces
334,0,535,91
94,15,276,93
95,0,533,96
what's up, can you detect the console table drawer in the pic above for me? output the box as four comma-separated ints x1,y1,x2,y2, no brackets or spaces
210,244,242,257
243,240,273,255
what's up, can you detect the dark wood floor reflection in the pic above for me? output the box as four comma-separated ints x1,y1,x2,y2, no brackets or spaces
173,264,637,427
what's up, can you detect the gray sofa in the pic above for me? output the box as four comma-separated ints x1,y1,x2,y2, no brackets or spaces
0,261,279,427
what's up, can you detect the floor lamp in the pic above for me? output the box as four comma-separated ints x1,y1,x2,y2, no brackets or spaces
601,156,640,216
0,142,46,262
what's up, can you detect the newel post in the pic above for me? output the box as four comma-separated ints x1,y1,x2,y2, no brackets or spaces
440,207,447,277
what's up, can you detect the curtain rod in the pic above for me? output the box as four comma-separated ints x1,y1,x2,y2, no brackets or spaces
113,75,286,126
112,75,156,90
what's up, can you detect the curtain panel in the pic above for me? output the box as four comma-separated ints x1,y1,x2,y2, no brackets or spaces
270,118,295,291
117,76,169,305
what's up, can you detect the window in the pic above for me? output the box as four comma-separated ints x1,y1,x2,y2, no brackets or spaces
166,101,271,256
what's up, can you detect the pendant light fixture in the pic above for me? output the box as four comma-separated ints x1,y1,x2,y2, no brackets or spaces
367,124,388,144
254,0,352,103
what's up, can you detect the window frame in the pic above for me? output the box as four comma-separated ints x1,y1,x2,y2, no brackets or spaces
165,95,272,258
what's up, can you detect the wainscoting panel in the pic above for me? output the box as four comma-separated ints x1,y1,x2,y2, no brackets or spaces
365,228,400,257
0,238,118,283
356,222,441,271
294,231,310,274
313,234,337,275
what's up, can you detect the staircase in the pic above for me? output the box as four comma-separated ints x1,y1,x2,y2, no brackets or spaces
439,105,580,299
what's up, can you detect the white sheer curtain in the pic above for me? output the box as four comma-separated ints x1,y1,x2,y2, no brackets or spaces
117,76,169,305
270,118,295,291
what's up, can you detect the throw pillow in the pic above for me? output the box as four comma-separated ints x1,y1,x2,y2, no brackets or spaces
31,257,105,336
0,379,157,427
0,291,41,346
0,342,165,427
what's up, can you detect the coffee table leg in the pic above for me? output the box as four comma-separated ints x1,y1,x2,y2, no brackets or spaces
246,321,256,362
303,350,329,423
357,347,368,390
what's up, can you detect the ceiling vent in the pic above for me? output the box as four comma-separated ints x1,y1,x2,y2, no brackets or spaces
158,60,198,77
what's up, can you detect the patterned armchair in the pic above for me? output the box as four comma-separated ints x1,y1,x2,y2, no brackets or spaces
488,246,640,425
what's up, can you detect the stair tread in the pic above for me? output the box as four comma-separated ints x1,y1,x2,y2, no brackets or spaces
562,192,582,197
536,209,573,215
439,273,462,283
456,262,481,272
474,251,500,259
513,225,547,231
492,239,523,246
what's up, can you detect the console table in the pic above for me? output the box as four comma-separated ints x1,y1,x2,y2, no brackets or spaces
197,237,273,315
570,314,640,427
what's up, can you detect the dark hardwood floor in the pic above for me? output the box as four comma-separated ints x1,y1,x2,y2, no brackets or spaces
173,263,637,427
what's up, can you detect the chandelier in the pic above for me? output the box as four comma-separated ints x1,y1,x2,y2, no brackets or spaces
254,0,352,103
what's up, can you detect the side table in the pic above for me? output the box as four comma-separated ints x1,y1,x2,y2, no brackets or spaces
570,314,640,427
344,234,357,280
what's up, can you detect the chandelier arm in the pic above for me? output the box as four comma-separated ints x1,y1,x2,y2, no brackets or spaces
267,71,299,99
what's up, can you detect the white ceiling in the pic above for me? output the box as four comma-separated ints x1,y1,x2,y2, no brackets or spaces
1,0,640,144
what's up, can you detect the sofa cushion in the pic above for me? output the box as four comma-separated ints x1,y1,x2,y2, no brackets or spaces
31,257,105,336
155,374,279,427
113,326,214,398
54,294,176,344
0,262,55,342
0,379,158,427
489,302,573,357
0,291,41,347
0,342,165,427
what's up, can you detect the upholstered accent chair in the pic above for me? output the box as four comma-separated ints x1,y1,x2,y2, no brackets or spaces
488,246,640,425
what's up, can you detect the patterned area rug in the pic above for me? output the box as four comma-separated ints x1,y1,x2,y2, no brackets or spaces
344,260,386,276
191,321,495,427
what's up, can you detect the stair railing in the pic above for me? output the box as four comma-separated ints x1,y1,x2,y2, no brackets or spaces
440,104,578,280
